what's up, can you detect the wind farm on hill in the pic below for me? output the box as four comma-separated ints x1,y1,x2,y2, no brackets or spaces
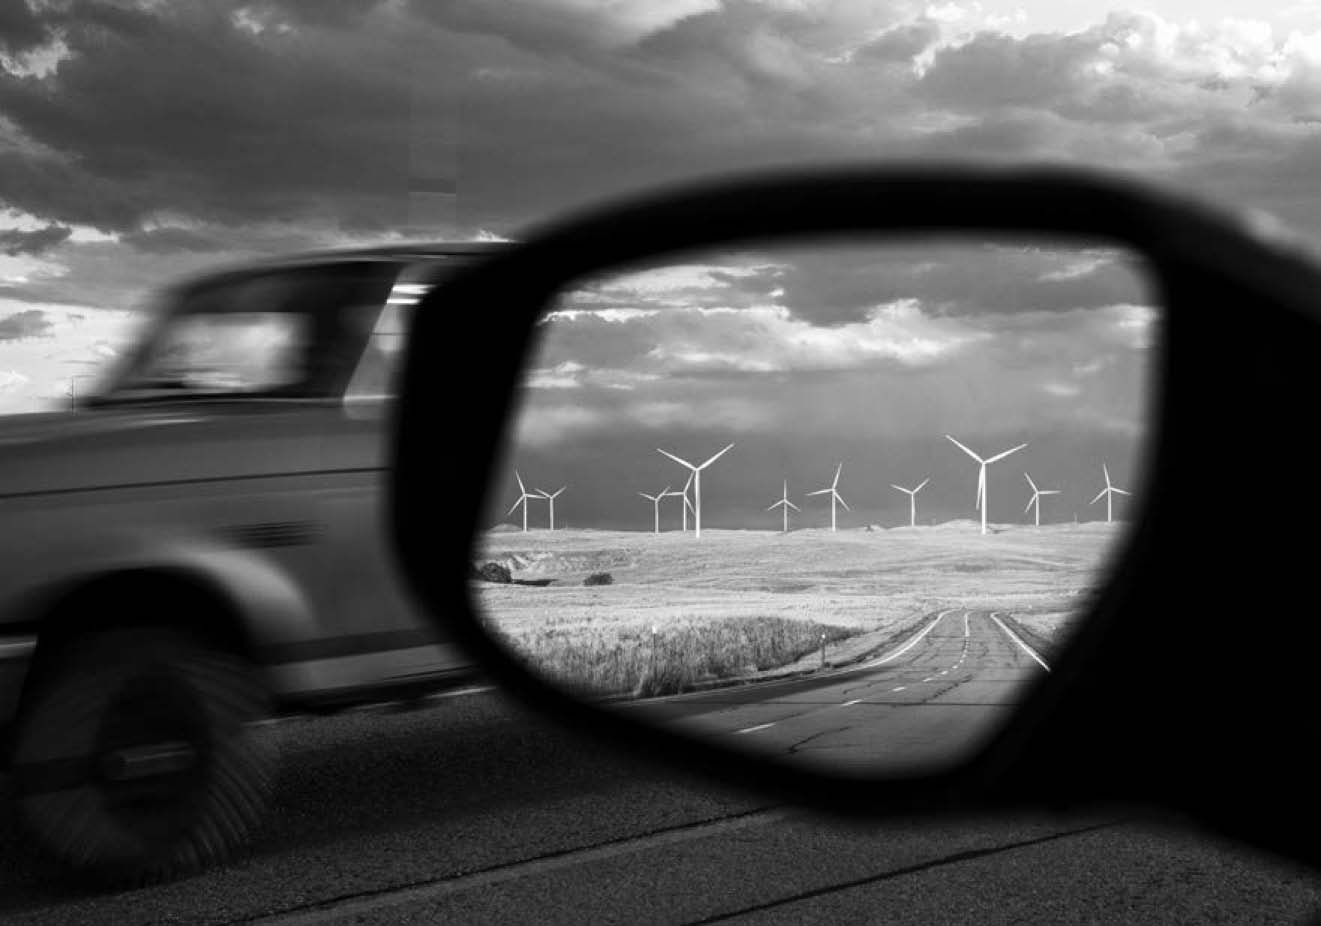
475,432,1133,698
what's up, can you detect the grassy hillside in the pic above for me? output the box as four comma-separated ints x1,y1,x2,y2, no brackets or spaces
472,521,1123,696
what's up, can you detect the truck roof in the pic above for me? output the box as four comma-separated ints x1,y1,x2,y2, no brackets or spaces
169,240,510,294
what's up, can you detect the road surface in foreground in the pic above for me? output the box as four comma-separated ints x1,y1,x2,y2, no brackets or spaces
1,621,1319,924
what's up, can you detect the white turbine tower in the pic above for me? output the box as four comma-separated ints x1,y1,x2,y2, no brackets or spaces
766,479,800,533
945,435,1029,535
656,443,735,540
638,487,672,535
1089,463,1131,524
807,463,849,532
506,471,539,532
1023,473,1060,527
677,471,696,532
537,486,566,531
890,478,930,528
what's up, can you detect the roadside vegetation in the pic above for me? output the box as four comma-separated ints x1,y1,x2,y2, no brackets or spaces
492,615,859,697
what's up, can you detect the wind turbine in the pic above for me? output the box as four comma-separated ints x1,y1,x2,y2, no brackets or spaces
639,487,672,534
1023,473,1060,527
656,443,735,539
537,486,566,531
890,478,930,528
945,435,1028,535
506,471,539,532
807,463,849,532
1089,463,1131,524
766,479,800,533
677,471,696,532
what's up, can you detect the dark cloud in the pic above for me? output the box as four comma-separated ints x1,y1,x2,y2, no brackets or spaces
0,308,51,340
0,223,72,255
0,1,419,235
120,226,224,254
0,0,1316,316
0,1,48,58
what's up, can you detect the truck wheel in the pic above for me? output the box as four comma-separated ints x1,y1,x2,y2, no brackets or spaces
8,627,275,885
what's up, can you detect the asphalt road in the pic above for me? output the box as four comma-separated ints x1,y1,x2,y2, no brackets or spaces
2,613,1320,924
628,607,1043,774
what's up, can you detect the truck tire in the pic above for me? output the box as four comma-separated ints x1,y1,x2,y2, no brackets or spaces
8,627,275,885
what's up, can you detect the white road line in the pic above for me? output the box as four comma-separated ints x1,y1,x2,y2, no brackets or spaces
735,722,776,734
964,611,970,637
249,810,788,926
425,685,496,701
922,677,934,683
990,612,1051,672
892,686,906,692
866,608,959,667
842,699,862,707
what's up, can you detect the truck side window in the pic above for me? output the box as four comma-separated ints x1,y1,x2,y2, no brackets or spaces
344,284,422,402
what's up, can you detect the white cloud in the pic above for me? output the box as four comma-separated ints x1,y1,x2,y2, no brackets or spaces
642,300,984,374
539,0,720,44
0,305,142,414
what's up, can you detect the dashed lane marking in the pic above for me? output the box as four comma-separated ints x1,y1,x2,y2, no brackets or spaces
735,722,776,734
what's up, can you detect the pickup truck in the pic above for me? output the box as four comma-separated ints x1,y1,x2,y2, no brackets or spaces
0,243,500,883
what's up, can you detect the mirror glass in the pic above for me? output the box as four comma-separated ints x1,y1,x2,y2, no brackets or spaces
474,236,1158,776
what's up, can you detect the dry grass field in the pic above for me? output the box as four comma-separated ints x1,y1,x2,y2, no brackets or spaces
472,520,1125,697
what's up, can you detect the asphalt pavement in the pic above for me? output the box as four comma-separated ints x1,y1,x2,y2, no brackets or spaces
2,612,1320,924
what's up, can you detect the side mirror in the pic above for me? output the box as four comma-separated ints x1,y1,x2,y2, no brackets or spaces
392,165,1321,865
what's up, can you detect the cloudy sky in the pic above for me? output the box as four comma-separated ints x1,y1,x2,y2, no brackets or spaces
501,238,1154,529
1,0,1317,519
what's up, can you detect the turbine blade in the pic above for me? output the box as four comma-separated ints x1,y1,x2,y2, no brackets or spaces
1113,487,1132,496
832,462,842,488
699,442,736,469
985,442,1028,464
1103,462,1111,487
915,478,929,493
506,498,523,516
1025,496,1035,514
1024,472,1037,491
945,434,982,462
767,501,781,511
1041,490,1061,495
786,500,800,511
515,471,526,493
807,488,831,496
890,484,905,493
657,448,695,469
1090,489,1106,505
684,471,695,491
836,492,850,511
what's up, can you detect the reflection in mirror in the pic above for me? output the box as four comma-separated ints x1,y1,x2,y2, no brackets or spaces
473,237,1157,776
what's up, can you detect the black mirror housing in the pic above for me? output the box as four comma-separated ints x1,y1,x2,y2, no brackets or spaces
391,164,1321,866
